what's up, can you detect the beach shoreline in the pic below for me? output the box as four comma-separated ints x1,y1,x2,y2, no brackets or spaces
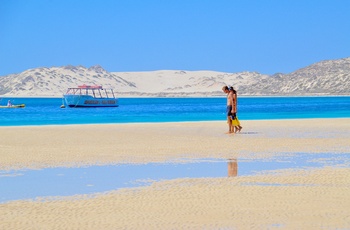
1,118,350,229
0,118,349,170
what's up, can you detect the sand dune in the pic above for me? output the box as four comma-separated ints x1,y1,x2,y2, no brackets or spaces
1,57,350,97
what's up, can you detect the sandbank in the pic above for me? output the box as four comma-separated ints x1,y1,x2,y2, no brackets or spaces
0,118,349,170
0,118,350,229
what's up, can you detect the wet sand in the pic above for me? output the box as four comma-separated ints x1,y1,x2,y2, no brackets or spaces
1,118,350,229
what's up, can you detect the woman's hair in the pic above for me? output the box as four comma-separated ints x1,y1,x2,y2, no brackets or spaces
222,86,229,91
229,87,237,94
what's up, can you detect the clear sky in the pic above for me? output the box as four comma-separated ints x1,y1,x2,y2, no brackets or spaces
0,0,349,76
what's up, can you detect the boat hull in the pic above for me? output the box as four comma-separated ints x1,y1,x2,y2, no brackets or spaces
0,104,25,109
63,95,118,107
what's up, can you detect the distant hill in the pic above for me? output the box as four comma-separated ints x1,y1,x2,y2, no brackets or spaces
0,57,349,97
244,57,350,95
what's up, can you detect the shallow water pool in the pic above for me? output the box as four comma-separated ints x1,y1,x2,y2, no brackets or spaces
0,153,349,203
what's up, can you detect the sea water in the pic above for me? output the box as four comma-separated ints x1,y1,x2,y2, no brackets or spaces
1,153,349,203
0,96,349,126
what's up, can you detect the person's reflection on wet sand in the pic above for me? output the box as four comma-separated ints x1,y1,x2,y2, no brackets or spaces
228,158,238,177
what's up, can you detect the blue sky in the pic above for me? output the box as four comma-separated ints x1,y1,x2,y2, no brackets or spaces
0,0,349,76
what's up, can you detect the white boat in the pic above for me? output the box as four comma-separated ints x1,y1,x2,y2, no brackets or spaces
63,85,118,108
0,104,25,109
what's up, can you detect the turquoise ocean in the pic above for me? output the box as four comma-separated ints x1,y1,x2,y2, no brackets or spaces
1,96,349,126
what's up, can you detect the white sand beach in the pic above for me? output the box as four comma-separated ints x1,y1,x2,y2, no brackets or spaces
0,118,350,229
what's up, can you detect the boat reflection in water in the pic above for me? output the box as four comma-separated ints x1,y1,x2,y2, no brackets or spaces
227,158,238,177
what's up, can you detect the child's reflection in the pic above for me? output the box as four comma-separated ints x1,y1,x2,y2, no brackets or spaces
227,158,238,177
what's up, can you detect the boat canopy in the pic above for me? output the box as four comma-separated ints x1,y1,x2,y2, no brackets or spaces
77,85,102,89
65,85,116,98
